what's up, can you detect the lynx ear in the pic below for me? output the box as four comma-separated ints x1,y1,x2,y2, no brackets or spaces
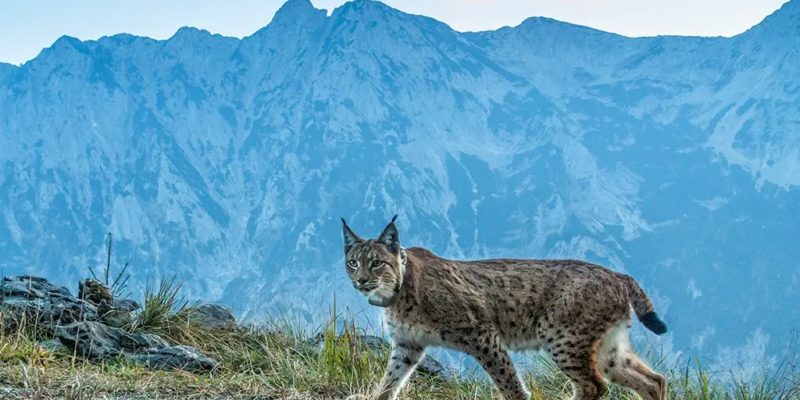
341,218,362,254
377,215,400,254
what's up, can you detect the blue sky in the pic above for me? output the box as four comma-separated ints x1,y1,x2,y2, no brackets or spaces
0,0,789,65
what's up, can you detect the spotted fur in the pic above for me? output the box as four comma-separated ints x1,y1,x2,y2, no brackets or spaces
342,217,667,400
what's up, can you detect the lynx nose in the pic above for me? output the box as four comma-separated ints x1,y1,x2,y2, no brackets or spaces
357,277,368,286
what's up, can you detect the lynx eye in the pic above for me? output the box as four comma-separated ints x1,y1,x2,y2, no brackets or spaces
370,260,385,270
347,259,359,269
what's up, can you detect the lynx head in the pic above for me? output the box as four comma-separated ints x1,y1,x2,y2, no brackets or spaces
341,215,405,308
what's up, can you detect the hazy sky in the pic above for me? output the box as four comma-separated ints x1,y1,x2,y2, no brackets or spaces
0,0,789,65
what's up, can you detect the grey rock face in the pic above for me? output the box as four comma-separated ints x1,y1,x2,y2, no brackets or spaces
1,276,97,329
189,304,237,330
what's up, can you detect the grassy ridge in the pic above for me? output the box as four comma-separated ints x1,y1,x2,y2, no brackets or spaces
0,280,798,399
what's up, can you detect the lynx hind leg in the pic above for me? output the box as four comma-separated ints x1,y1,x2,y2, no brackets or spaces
547,335,607,400
598,321,666,400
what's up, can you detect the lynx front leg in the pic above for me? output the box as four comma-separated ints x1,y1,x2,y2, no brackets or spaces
469,333,530,400
373,342,425,400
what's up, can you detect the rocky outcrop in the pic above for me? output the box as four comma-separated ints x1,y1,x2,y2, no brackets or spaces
189,304,237,330
0,275,97,329
54,321,217,372
1,275,219,373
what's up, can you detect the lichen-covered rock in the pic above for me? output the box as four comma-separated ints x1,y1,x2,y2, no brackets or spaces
0,276,97,330
127,345,220,372
189,304,237,330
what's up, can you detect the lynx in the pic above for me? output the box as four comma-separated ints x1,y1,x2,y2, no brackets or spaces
342,216,668,400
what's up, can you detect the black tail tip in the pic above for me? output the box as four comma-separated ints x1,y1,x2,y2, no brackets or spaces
639,311,668,335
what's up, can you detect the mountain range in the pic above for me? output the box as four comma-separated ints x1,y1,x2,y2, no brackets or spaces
1,0,799,371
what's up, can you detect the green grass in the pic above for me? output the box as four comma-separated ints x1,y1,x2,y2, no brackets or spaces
1,282,798,399
127,276,200,341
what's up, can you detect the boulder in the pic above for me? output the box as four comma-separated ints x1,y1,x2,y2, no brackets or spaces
0,276,97,330
55,321,217,373
189,304,237,330
127,345,220,372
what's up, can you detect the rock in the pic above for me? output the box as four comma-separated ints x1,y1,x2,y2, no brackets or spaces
311,333,389,352
55,321,218,373
55,321,129,360
2,275,71,299
112,298,141,312
78,279,140,328
127,345,220,373
1,275,97,330
38,338,68,354
415,355,453,380
97,300,137,328
78,279,113,306
55,321,169,359
118,332,170,352
353,334,390,353
189,304,237,330
2,275,218,375
96,306,133,328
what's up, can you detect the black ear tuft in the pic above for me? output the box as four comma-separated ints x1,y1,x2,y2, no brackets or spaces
342,218,362,254
378,216,400,254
